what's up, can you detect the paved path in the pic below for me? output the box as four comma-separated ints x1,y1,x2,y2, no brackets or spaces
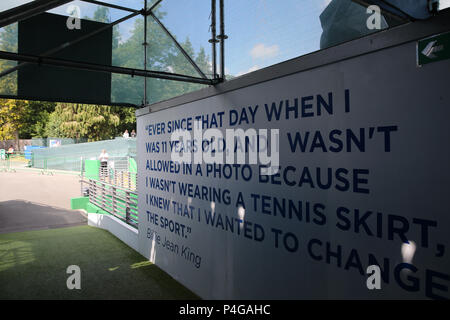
0,171,86,233
0,200,86,234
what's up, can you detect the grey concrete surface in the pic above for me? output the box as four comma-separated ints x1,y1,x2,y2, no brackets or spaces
0,200,86,234
0,171,86,233
0,171,80,209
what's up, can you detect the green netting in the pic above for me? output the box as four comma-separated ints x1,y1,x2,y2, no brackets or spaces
30,137,87,147
31,137,136,172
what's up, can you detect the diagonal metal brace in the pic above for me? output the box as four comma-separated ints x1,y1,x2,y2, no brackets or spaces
148,12,209,80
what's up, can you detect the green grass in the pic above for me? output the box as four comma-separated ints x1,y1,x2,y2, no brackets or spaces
0,226,199,300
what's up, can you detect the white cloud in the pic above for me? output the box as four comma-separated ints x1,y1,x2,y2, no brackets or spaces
236,65,260,77
250,43,280,60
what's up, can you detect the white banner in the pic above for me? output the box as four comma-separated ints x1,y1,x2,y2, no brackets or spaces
137,41,450,299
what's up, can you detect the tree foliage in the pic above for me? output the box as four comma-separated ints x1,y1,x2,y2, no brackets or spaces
51,103,121,142
20,101,56,138
0,98,27,140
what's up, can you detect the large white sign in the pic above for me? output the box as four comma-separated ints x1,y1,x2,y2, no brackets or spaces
137,41,450,299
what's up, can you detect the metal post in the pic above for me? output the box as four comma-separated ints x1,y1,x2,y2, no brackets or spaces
80,157,84,196
112,186,116,216
209,0,218,79
218,0,227,80
94,181,97,205
102,182,106,208
89,180,94,204
126,191,130,224
143,0,149,106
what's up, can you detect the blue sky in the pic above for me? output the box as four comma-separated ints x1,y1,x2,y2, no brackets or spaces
2,0,450,77
141,0,333,76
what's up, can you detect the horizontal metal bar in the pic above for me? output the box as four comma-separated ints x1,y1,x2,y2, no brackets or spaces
89,188,138,202
88,190,138,204
82,179,138,194
0,50,216,85
90,179,138,194
88,195,137,208
80,0,140,13
0,93,139,108
89,190,137,205
89,197,137,214
0,0,73,29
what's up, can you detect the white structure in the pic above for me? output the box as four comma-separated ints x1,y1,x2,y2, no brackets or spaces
135,12,450,300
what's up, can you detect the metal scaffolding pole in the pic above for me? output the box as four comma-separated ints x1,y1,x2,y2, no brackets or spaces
143,0,149,106
0,50,215,85
217,0,227,80
209,0,218,79
80,0,140,13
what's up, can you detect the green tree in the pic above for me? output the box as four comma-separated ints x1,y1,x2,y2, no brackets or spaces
19,101,56,138
93,6,110,23
44,110,64,138
0,23,18,96
49,103,121,141
0,98,27,141
91,6,120,49
0,61,17,96
0,23,18,52
113,106,136,135
195,47,212,77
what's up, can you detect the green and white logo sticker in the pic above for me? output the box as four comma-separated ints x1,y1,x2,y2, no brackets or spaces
417,32,450,66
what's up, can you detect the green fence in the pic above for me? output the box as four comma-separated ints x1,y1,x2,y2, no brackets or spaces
30,137,87,147
32,138,136,172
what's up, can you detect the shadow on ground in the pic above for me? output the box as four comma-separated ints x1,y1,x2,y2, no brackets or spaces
0,226,199,300
0,200,87,234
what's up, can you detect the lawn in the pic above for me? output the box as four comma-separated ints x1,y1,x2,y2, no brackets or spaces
0,226,199,300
